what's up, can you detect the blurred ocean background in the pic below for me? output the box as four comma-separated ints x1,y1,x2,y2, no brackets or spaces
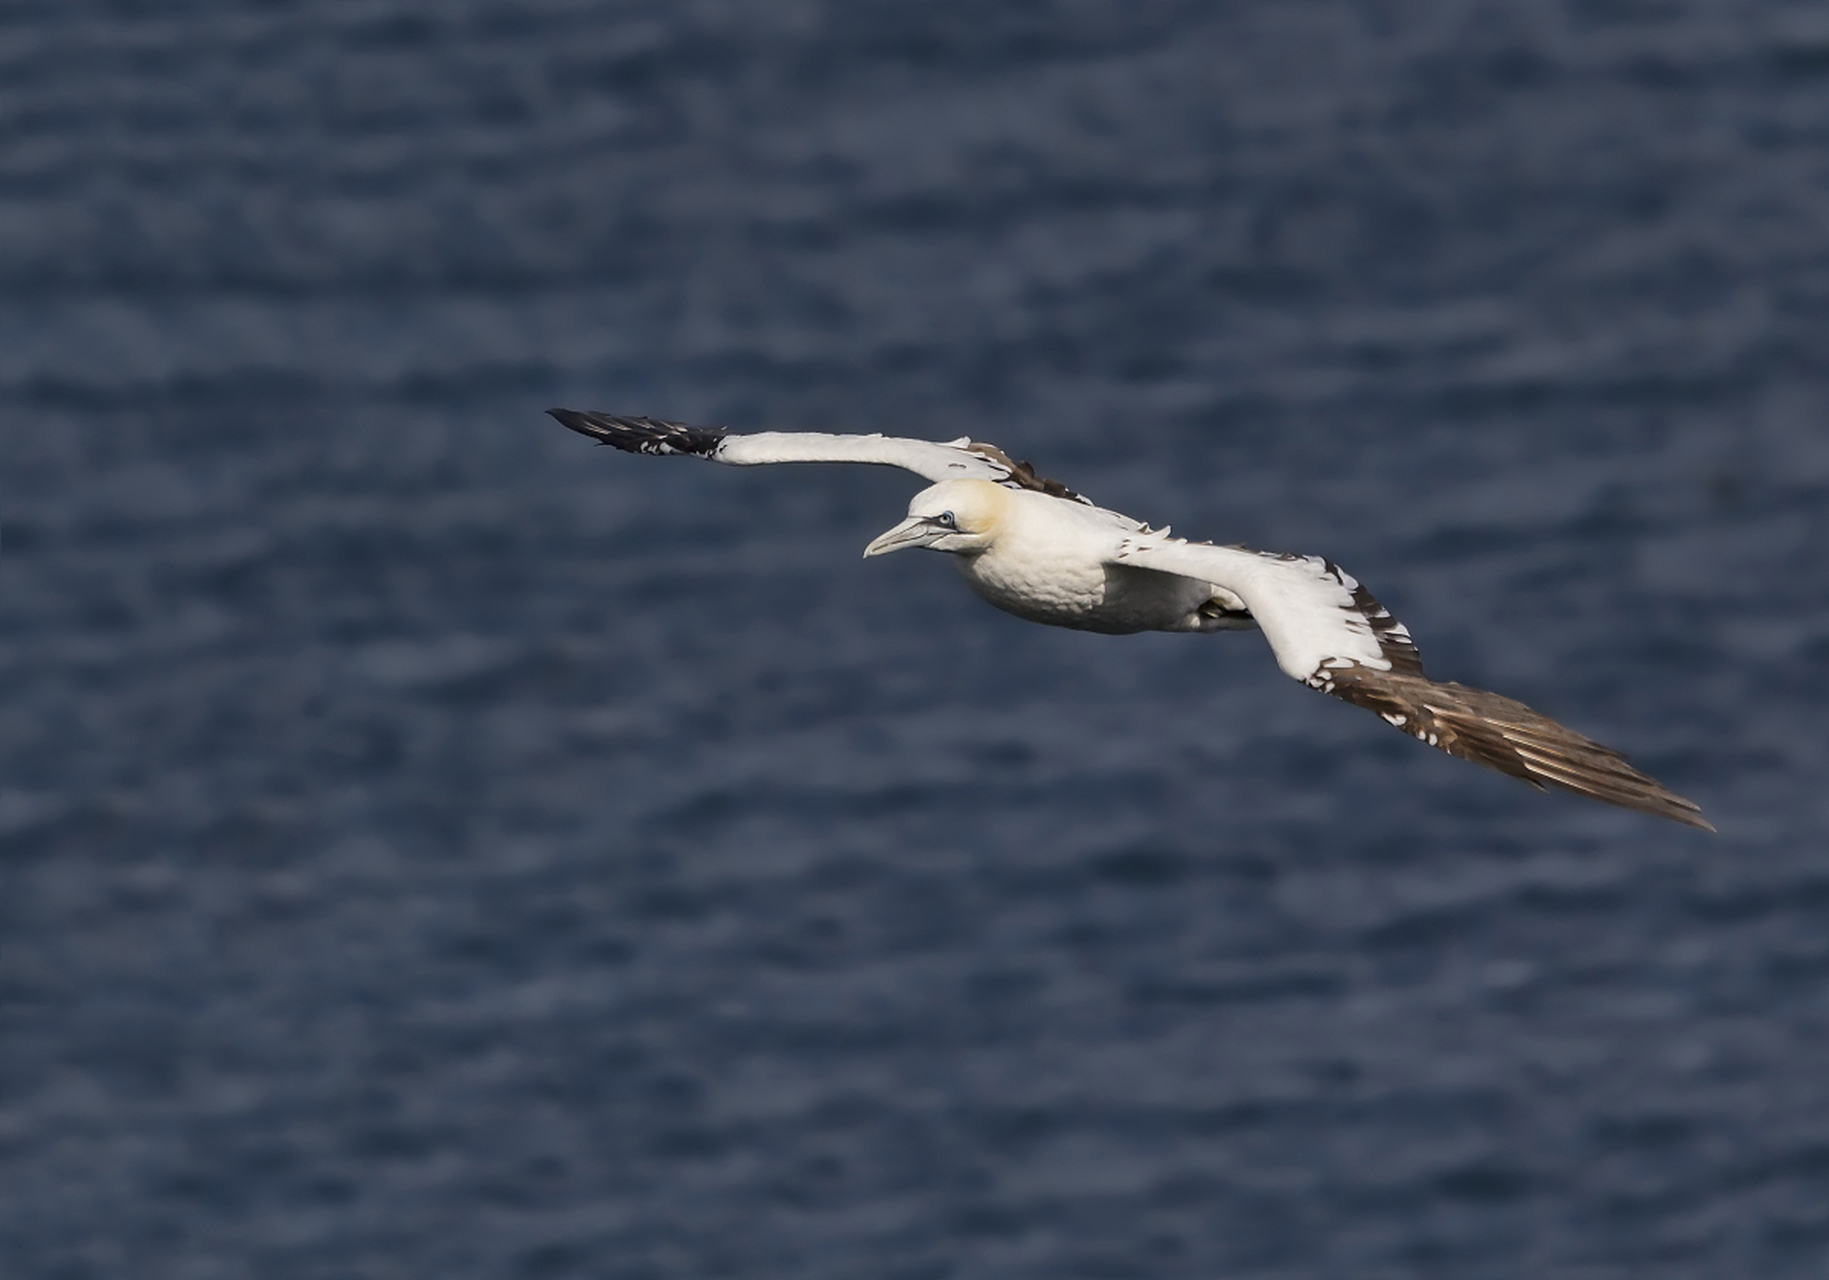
4,2,1828,1276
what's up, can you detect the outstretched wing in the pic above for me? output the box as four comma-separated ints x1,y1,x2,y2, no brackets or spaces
1110,535,1713,830
548,409,1091,504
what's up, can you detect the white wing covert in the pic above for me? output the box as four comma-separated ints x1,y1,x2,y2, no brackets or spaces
1109,535,1422,682
548,410,1092,504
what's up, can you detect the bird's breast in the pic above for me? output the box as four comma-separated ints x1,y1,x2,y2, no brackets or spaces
954,543,1108,626
953,541,1211,635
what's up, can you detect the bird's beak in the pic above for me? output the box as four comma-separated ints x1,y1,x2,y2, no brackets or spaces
863,516,945,558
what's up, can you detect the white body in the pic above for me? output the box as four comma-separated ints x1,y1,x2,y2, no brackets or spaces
944,488,1221,634
867,479,1404,681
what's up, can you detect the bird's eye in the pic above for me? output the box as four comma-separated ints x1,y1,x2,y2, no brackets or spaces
936,511,956,528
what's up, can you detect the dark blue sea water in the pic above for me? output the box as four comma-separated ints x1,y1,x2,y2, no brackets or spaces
4,2,1827,1276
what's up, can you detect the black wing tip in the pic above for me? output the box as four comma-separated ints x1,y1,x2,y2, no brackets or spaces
546,408,727,457
547,407,601,436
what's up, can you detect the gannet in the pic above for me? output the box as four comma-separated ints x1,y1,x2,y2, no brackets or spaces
549,409,1713,830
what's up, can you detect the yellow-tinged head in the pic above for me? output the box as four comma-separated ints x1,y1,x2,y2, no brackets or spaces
862,478,1010,558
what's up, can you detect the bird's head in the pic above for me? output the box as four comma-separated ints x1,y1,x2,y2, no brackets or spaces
863,478,1008,558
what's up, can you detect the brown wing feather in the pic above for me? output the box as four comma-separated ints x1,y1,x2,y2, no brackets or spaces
1323,665,1713,830
960,441,1088,503
1340,575,1425,677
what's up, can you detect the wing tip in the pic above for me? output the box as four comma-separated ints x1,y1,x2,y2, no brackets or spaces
546,406,594,435
1323,665,1716,832
546,408,727,458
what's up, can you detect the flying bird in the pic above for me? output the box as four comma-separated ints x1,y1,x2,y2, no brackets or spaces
549,409,1712,830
